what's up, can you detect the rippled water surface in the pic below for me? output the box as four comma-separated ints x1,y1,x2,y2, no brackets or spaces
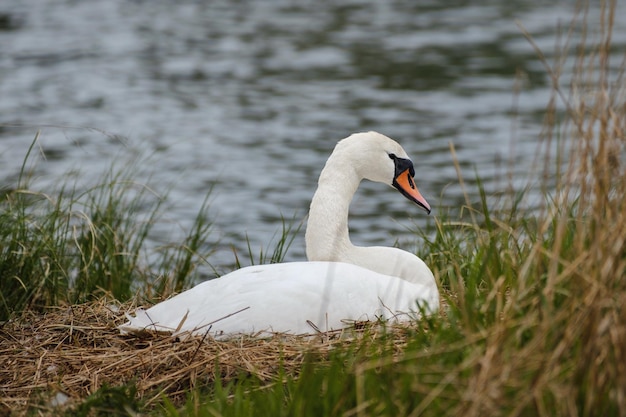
1,1,625,272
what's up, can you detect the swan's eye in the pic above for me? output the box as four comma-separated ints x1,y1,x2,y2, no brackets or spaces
390,154,416,178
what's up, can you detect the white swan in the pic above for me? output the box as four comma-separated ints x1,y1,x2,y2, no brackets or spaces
119,131,439,339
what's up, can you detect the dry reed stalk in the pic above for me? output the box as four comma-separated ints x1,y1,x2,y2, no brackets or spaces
453,1,626,416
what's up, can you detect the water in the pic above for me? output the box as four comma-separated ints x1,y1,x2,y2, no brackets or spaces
1,0,625,273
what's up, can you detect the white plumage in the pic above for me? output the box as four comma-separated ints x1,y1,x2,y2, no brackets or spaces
120,131,439,339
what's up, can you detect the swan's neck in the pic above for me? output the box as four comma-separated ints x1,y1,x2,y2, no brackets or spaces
305,154,359,263
305,148,437,290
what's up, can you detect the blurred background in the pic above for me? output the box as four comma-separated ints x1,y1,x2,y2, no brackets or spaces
1,0,625,272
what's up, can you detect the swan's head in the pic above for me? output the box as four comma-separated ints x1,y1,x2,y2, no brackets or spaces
338,131,431,214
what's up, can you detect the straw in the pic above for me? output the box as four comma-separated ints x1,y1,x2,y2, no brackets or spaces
0,297,425,414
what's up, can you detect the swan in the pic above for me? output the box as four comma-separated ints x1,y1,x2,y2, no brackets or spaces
119,131,439,339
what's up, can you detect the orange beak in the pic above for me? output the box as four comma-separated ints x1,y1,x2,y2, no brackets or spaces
393,168,431,214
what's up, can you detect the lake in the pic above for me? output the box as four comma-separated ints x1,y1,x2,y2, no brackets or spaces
1,0,625,274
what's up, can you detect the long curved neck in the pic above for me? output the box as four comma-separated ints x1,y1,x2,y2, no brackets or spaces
304,136,437,292
306,169,436,288
305,153,359,262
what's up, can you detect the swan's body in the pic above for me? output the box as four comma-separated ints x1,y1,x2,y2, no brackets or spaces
120,262,437,338
120,131,439,339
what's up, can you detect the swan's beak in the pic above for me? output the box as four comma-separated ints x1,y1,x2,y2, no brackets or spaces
393,169,431,214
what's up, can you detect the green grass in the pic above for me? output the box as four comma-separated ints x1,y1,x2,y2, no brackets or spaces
0,137,301,321
231,213,303,269
0,136,215,320
2,1,626,416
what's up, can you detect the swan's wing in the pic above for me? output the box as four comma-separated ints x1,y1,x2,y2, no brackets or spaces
119,262,436,339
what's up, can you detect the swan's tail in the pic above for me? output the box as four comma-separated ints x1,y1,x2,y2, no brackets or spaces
118,308,179,335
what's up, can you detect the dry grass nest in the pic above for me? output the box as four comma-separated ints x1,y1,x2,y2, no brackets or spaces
0,298,429,414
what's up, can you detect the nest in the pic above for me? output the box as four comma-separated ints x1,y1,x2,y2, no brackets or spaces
0,298,414,415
